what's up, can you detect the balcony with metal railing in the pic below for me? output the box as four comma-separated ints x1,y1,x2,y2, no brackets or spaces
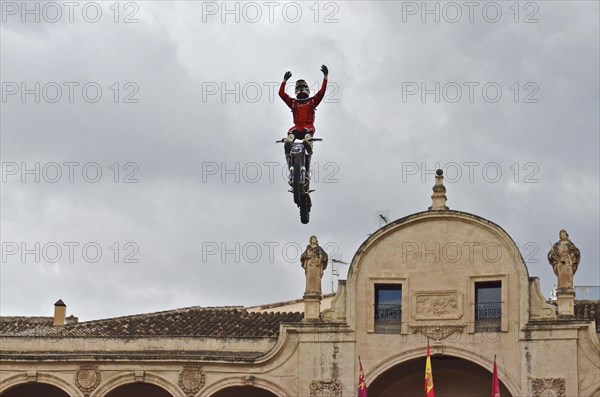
475,301,501,332
374,303,402,334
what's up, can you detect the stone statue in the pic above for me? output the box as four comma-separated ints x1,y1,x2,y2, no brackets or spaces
301,235,328,295
547,230,580,292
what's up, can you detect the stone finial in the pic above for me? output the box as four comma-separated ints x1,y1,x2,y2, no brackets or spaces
428,169,448,211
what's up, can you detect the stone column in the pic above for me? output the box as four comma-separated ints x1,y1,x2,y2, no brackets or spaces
556,290,575,317
303,292,322,321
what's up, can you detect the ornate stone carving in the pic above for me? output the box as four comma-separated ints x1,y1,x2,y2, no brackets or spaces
321,308,334,322
134,371,144,382
532,378,566,397
412,291,463,320
26,371,37,382
310,379,342,397
75,364,100,396
410,324,465,341
179,365,206,396
529,277,557,320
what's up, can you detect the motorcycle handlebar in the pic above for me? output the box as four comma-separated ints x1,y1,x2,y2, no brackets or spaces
275,138,323,143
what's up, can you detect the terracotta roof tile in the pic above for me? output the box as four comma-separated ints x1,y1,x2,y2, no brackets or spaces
0,307,303,338
0,316,54,335
575,300,600,330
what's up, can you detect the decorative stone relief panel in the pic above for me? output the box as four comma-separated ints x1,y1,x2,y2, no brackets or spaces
310,379,342,397
411,291,463,320
532,378,566,397
179,365,206,396
409,324,465,341
75,364,100,396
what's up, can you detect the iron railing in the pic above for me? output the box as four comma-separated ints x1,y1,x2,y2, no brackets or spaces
374,304,401,334
475,301,501,332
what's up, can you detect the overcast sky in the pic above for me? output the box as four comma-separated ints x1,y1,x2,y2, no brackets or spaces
1,1,598,321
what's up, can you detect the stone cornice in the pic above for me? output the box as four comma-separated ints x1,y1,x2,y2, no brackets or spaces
0,350,267,362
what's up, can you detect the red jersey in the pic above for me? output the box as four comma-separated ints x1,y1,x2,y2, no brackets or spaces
279,79,327,134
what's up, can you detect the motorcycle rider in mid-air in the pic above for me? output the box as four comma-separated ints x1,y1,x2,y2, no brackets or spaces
279,65,329,162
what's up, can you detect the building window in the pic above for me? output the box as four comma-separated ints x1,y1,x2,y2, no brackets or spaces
374,284,402,334
475,281,502,332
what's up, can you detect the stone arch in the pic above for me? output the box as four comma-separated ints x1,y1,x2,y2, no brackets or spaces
200,376,288,397
347,211,530,288
90,372,183,397
0,372,83,397
344,210,531,329
365,346,520,397
208,386,280,397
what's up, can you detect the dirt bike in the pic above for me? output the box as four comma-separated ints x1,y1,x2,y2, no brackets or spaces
276,137,321,224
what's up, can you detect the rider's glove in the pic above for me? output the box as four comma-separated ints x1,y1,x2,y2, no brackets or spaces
320,65,328,77
284,71,292,81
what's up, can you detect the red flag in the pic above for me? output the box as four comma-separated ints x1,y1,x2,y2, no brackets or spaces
491,355,501,397
424,341,434,397
357,358,368,397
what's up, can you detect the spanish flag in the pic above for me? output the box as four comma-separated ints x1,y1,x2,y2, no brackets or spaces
357,357,368,397
424,341,434,397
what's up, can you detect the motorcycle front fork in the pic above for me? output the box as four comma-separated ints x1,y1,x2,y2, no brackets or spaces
286,155,312,184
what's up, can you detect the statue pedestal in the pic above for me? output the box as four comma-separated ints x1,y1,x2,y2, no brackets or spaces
556,290,575,317
303,293,322,322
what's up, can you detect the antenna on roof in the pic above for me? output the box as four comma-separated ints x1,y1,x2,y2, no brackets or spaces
376,210,390,227
367,210,391,236
330,258,348,293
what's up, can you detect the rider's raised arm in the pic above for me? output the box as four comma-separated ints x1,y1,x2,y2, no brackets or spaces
312,77,328,108
279,71,294,108
312,65,328,107
279,82,293,108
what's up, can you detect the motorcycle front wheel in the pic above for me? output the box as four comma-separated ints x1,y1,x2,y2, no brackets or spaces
299,193,311,224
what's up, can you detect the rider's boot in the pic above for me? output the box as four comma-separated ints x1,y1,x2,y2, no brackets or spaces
303,133,313,156
284,141,292,156
284,134,294,186
304,155,312,190
284,133,295,155
286,155,293,186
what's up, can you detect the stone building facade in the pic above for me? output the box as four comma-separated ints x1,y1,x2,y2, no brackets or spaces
1,175,599,397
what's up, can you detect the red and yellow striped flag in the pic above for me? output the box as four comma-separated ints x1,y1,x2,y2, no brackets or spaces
424,341,435,397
